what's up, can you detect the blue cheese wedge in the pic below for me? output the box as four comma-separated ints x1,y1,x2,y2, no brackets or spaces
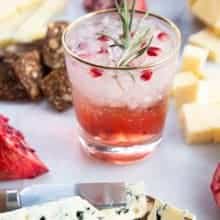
0,208,28,220
146,197,196,220
27,197,104,220
101,182,147,219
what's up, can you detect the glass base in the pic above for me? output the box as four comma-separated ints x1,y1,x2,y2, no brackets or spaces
79,136,162,164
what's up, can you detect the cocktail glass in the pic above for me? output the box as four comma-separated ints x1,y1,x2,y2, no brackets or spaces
63,9,181,164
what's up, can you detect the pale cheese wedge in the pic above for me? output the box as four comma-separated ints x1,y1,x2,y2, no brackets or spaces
190,0,220,27
181,44,208,78
14,0,68,43
172,72,199,108
189,29,220,63
180,103,213,144
0,0,44,46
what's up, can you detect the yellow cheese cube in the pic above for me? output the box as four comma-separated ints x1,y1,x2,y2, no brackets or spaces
181,45,208,78
180,103,213,144
191,0,220,27
172,72,199,108
197,79,220,104
189,29,220,63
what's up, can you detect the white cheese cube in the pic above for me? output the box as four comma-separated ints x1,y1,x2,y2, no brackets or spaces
180,103,213,144
181,45,208,78
189,29,220,63
172,72,199,108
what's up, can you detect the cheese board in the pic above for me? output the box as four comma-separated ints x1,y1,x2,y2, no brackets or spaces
1,0,220,219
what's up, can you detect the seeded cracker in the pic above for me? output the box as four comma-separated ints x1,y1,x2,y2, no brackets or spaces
42,21,69,69
0,57,28,101
13,50,43,100
40,68,72,111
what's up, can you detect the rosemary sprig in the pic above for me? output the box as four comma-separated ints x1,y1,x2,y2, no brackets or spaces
114,0,153,67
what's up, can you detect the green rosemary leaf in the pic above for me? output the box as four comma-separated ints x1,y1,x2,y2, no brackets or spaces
129,0,136,31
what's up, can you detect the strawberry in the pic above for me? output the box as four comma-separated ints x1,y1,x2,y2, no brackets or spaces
0,114,48,180
211,163,220,207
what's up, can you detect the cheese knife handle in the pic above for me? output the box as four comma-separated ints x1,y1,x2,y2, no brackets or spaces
0,190,21,212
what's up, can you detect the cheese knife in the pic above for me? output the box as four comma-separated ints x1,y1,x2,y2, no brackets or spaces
0,182,127,212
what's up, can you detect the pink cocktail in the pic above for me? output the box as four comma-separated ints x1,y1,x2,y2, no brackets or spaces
63,9,181,164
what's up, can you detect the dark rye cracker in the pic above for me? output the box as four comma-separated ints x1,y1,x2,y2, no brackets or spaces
40,68,72,112
42,21,69,69
13,50,43,100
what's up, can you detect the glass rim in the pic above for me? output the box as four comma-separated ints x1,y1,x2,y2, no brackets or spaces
62,9,181,70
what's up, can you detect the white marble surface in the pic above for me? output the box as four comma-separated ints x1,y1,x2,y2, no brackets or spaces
1,1,220,219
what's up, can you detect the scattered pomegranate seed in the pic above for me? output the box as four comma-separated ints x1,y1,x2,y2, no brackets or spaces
147,47,161,56
157,32,169,41
97,35,109,42
89,68,103,78
141,69,153,81
98,47,108,54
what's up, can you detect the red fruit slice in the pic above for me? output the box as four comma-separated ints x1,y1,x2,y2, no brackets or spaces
0,114,48,180
140,69,153,81
89,68,103,78
157,32,169,41
211,163,220,207
147,47,161,56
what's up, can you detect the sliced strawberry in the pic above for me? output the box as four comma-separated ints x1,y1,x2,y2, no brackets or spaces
0,114,48,180
211,163,220,207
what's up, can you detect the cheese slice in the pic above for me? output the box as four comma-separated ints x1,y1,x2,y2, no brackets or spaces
14,0,68,43
189,29,220,63
172,72,199,108
181,44,208,78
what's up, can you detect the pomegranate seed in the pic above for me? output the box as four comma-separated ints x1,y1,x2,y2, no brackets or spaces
157,32,169,41
147,47,161,56
98,47,108,54
89,68,103,78
141,69,153,81
97,35,109,42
